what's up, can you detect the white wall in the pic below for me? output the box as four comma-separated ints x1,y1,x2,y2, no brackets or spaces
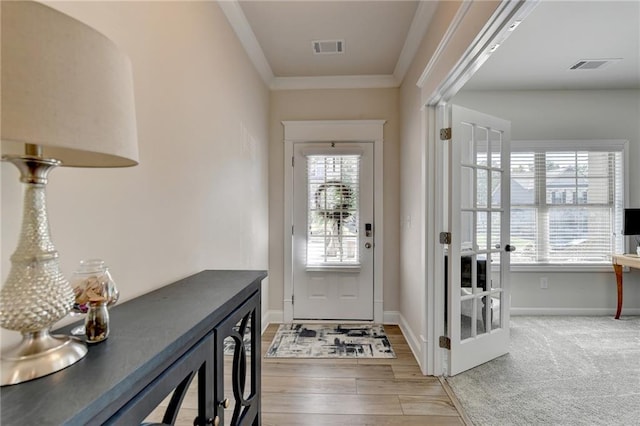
268,89,401,318
1,1,270,348
399,0,462,357
399,0,502,369
453,89,640,314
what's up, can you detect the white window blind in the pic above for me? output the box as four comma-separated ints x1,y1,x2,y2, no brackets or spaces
511,141,625,265
306,155,360,266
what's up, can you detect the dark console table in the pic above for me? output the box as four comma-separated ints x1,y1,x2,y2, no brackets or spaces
1,269,266,425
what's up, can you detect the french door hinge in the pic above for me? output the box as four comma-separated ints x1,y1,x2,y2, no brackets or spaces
439,336,451,350
439,232,451,244
440,127,452,140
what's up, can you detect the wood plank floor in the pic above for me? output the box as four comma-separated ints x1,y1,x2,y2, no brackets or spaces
146,324,467,425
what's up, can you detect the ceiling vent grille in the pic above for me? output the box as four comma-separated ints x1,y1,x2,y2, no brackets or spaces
312,40,344,55
569,58,621,70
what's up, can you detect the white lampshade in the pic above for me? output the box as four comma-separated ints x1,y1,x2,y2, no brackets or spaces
1,1,138,166
0,1,139,386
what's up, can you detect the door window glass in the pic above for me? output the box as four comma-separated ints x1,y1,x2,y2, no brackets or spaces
306,155,360,266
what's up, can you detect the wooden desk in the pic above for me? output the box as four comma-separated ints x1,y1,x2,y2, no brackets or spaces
612,254,640,319
0,270,266,425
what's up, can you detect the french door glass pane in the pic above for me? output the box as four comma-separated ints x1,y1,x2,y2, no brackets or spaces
491,212,501,250
477,212,487,251
461,211,474,250
491,171,502,207
460,123,474,164
490,292,502,330
490,130,502,168
476,128,488,166
461,166,474,209
475,297,487,336
477,169,488,208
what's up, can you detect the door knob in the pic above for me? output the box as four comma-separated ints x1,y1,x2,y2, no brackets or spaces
220,398,230,409
505,244,516,252
365,242,372,249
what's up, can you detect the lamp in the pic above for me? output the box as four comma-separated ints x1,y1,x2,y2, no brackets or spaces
0,1,138,385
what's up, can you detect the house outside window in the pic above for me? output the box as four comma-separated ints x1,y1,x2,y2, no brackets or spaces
506,140,626,266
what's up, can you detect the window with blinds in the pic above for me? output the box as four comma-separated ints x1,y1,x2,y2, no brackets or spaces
510,141,625,265
306,155,360,266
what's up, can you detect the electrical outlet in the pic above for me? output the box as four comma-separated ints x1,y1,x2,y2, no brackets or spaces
540,277,548,289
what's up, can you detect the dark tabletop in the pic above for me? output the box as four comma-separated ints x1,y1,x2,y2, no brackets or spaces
0,269,266,425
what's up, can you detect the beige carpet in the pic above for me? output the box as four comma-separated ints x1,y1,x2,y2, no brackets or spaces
447,316,640,425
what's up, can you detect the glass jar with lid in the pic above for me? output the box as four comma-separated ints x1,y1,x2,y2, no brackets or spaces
69,259,119,336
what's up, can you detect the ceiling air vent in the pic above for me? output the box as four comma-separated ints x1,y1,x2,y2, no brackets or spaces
569,58,621,70
312,40,344,55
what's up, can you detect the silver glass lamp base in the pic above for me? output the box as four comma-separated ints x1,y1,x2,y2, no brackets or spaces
1,147,88,386
1,330,87,386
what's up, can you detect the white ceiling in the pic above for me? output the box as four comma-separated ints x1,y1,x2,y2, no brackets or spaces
222,0,640,91
240,1,419,77
464,0,640,91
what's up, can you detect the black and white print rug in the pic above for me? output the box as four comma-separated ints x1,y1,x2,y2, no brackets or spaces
265,323,396,358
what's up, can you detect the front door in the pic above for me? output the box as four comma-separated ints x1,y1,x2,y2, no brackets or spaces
292,142,374,320
447,105,513,375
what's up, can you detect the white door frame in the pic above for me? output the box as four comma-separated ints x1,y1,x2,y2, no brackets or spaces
417,0,539,375
282,120,385,324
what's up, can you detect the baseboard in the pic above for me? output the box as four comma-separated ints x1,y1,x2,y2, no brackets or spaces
383,310,400,324
384,310,428,373
261,310,283,334
397,314,426,373
511,307,640,316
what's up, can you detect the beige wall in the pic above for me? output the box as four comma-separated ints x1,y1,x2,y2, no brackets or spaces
398,0,464,348
269,89,401,314
1,1,269,348
398,0,502,367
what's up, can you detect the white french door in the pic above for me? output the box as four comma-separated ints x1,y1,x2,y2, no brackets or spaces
292,142,374,320
447,105,513,375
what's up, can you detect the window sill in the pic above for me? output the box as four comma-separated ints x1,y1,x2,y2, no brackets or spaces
510,264,615,273
306,264,361,272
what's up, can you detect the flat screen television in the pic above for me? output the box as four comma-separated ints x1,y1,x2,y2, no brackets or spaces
623,208,640,235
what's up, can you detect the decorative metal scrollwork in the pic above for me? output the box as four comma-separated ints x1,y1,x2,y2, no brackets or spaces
162,371,197,424
229,310,256,424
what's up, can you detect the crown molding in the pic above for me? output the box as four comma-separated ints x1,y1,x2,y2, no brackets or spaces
270,75,399,91
393,0,439,85
218,0,274,86
416,1,474,89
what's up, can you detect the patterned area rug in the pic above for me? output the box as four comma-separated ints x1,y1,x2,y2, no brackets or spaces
265,324,396,358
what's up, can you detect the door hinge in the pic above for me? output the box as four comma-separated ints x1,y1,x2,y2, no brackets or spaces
440,127,452,140
292,225,294,235
439,336,451,350
292,156,295,167
291,294,294,305
439,232,451,244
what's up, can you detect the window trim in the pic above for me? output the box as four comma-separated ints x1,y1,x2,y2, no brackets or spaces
510,139,629,269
